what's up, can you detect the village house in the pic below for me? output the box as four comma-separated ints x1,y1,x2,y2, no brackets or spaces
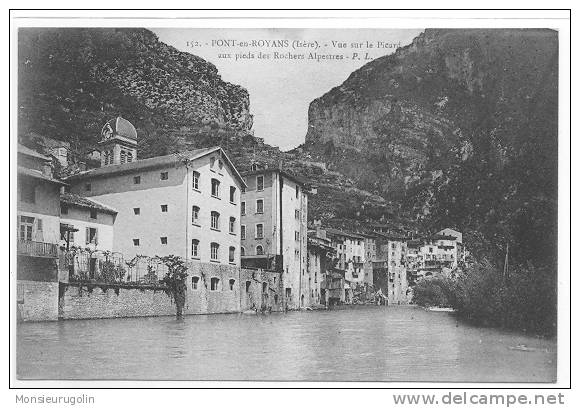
372,231,409,305
64,117,246,267
323,228,370,303
240,165,308,309
17,143,67,321
59,193,117,252
306,233,335,306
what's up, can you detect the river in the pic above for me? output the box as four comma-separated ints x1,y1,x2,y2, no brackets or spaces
17,305,556,382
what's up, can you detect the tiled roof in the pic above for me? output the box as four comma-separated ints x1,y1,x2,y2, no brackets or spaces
60,193,117,214
64,146,246,187
18,166,67,186
324,228,367,239
18,144,52,161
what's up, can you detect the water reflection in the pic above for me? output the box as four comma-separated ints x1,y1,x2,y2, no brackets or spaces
17,306,556,382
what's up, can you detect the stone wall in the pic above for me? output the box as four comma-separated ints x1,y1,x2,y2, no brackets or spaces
57,263,283,320
239,268,284,312
17,280,59,321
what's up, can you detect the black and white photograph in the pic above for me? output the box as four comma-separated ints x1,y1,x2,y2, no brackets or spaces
9,9,571,394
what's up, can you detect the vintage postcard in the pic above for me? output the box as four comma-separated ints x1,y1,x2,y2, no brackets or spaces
9,9,571,396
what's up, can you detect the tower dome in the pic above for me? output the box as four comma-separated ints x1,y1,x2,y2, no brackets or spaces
101,116,137,141
99,116,138,167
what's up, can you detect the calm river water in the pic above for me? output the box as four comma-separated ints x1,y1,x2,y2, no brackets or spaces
17,306,556,382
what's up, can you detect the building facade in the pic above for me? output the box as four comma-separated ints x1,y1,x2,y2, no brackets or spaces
65,118,245,267
240,167,308,309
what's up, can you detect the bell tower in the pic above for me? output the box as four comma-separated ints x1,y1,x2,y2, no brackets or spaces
99,116,138,167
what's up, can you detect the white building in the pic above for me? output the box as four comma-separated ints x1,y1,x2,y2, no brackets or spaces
240,167,308,309
64,117,246,266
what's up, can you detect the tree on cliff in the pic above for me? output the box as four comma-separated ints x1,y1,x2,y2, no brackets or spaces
158,255,188,317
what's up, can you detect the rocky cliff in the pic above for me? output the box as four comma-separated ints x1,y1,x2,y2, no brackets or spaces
18,28,253,154
303,29,558,264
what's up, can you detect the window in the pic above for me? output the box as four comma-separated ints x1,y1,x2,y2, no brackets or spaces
120,150,126,164
133,208,140,215
192,171,200,190
160,237,168,245
127,152,133,163
60,203,68,215
245,281,251,292
86,227,98,245
296,185,299,199
256,199,264,214
210,277,220,291
211,211,220,230
241,225,246,240
192,206,200,225
211,179,220,198
241,201,246,215
60,223,75,243
241,185,246,194
295,231,300,241
133,239,140,246
85,183,91,192
229,186,236,203
218,160,224,172
19,216,34,241
229,247,236,263
160,171,168,180
229,217,236,234
191,239,199,258
90,209,97,219
161,204,168,213
192,276,200,290
210,157,216,171
256,175,264,191
133,176,141,184
255,223,264,239
241,246,245,256
210,242,219,261
256,245,264,255
295,209,300,219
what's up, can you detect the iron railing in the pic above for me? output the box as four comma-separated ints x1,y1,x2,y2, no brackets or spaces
17,240,58,258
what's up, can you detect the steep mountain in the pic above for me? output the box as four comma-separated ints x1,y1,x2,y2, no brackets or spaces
302,29,558,265
18,28,253,157
17,28,392,231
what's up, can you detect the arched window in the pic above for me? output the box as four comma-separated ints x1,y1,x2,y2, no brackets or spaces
211,178,220,198
191,276,200,290
229,217,236,234
262,282,268,293
229,279,235,291
229,246,236,263
240,246,245,256
210,242,219,261
191,239,199,258
120,150,126,164
256,245,264,255
127,151,133,163
192,171,200,190
192,206,200,225
210,211,220,230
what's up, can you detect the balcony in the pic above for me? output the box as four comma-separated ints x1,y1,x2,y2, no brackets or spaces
17,240,58,258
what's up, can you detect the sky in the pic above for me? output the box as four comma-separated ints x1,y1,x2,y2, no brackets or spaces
151,28,423,151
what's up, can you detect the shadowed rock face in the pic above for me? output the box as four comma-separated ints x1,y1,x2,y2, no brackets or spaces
303,28,558,204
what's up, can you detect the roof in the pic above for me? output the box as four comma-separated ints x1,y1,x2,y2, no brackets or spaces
18,144,52,161
428,234,457,241
324,228,367,240
18,166,67,186
60,193,118,215
371,231,407,241
101,117,137,141
241,168,306,187
64,146,247,187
